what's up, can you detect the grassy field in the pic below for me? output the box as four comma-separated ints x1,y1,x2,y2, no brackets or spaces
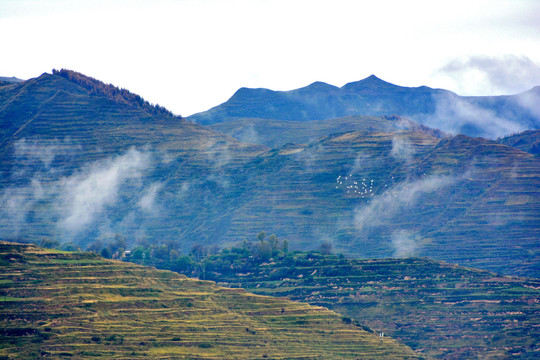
0,241,423,359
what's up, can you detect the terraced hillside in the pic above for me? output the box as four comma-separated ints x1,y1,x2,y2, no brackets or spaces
0,71,267,248
1,70,538,278
0,241,422,359
215,131,540,277
200,250,540,359
497,130,540,155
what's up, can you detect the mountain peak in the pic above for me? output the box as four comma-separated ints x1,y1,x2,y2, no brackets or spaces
341,75,397,92
304,81,339,91
51,69,182,119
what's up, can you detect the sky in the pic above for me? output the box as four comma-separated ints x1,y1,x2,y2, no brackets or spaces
1,0,540,117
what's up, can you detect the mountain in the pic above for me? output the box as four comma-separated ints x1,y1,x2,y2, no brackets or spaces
1,71,538,278
0,241,423,359
188,75,540,139
195,249,540,359
0,70,267,249
497,130,540,155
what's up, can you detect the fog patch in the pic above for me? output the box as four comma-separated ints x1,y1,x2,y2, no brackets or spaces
58,148,150,236
349,151,371,175
137,182,163,213
14,138,81,169
295,144,322,172
354,174,456,231
0,179,46,237
391,229,421,257
428,93,525,138
390,136,415,163
515,88,540,119
234,124,261,145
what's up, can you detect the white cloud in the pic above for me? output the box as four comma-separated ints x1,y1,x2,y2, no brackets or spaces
427,93,526,138
58,148,150,234
354,174,456,231
438,55,540,95
137,182,162,213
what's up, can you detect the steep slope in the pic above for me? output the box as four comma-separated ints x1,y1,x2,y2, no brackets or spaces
0,241,423,359
0,70,265,159
188,75,540,139
199,250,540,360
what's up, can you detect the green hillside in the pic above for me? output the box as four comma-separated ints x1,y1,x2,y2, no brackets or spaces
1,71,539,278
212,131,539,277
184,245,540,359
0,241,423,359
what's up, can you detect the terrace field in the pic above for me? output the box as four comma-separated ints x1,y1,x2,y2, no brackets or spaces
0,241,422,359
192,247,540,359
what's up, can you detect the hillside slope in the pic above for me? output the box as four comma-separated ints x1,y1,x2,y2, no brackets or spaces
209,115,445,148
189,75,540,139
213,131,539,277
0,71,267,249
497,130,540,155
1,71,538,278
0,241,422,359
199,250,540,360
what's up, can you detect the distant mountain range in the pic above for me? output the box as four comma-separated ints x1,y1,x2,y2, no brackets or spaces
0,70,538,278
0,76,24,83
189,75,540,139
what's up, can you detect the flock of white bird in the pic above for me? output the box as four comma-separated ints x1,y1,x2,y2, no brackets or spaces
335,174,379,198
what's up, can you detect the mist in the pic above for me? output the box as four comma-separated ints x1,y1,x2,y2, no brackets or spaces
390,135,415,163
390,229,422,257
427,93,526,138
0,139,156,245
58,148,151,236
353,174,456,236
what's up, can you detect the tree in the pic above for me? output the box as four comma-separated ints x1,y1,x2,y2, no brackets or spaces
268,234,279,254
191,244,206,262
101,248,112,259
282,239,289,253
319,241,333,255
39,238,59,249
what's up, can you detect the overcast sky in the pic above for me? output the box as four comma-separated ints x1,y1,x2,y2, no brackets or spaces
1,0,539,116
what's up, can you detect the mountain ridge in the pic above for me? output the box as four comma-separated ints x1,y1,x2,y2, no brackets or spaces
188,75,540,139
